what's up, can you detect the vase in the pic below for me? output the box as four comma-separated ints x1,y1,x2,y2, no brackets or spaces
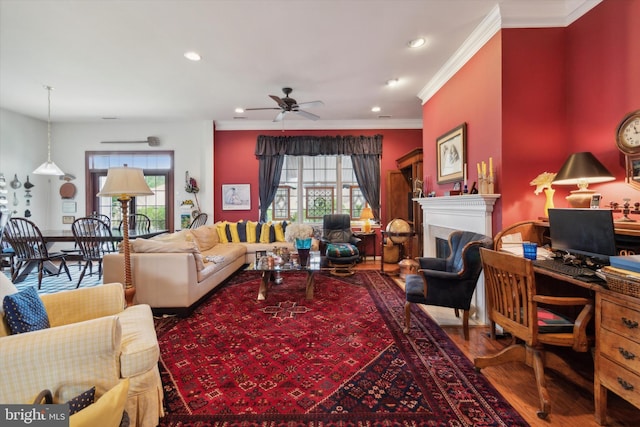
544,188,555,217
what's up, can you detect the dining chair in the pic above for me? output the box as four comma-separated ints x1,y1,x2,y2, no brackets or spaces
118,213,151,233
474,248,594,419
89,212,112,229
0,211,15,276
188,212,208,229
3,217,72,288
72,217,117,287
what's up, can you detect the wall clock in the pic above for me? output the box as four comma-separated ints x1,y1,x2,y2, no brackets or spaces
616,109,640,155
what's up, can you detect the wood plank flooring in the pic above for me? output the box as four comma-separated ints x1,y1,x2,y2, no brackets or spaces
358,259,640,426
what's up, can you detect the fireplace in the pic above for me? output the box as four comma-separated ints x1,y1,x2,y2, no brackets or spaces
414,195,500,324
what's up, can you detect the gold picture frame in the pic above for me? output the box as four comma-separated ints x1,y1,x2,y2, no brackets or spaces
436,123,467,184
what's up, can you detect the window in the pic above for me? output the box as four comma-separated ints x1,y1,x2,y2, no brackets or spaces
86,151,174,232
268,155,364,223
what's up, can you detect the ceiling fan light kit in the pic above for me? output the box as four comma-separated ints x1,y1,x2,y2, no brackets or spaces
245,87,324,122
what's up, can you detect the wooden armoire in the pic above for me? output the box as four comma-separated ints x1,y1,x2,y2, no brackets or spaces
386,148,423,256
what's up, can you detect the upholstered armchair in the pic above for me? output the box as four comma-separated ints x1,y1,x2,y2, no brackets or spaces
0,275,164,427
403,230,493,340
321,214,361,275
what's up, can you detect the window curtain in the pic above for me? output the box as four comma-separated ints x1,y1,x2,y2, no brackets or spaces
255,135,382,221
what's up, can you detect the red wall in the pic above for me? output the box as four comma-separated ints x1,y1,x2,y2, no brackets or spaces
213,128,422,224
423,0,640,234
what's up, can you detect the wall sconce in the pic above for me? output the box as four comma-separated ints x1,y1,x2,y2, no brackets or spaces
552,152,614,208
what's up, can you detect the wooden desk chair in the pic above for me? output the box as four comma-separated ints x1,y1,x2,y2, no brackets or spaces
474,248,594,419
72,217,117,287
3,217,71,288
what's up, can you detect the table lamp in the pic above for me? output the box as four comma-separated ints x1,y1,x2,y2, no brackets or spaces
360,204,374,233
97,165,153,306
552,152,614,208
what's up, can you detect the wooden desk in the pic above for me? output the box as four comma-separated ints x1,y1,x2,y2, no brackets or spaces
499,220,640,424
353,231,376,261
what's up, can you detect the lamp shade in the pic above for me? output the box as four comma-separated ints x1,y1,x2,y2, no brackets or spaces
360,206,374,220
552,152,614,186
97,166,153,198
33,160,64,176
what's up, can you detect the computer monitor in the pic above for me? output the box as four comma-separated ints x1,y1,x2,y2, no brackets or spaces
547,208,617,265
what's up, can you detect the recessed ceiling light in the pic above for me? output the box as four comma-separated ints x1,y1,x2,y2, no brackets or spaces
184,51,201,61
386,78,399,87
371,106,381,113
235,107,245,114
407,38,425,48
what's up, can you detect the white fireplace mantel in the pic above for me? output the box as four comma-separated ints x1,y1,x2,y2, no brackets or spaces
414,194,501,324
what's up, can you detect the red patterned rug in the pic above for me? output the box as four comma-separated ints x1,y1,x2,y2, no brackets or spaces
154,270,528,426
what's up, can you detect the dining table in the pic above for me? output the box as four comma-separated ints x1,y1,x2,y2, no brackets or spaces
12,228,168,283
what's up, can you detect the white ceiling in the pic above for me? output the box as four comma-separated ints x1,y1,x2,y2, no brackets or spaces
0,0,600,129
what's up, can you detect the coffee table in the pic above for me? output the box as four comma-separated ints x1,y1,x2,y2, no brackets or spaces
247,263,323,301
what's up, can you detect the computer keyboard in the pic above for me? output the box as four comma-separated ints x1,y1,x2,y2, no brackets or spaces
532,258,597,279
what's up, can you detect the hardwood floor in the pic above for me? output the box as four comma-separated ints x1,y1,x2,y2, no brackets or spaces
359,259,640,426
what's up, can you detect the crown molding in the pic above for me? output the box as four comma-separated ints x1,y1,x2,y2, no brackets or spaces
214,119,423,131
417,0,602,104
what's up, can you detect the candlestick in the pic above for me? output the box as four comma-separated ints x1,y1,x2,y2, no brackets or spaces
477,163,481,177
489,157,493,178
481,161,486,176
463,163,467,185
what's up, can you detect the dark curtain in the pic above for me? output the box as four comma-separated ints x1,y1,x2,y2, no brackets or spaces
255,135,382,221
257,155,285,222
351,154,380,220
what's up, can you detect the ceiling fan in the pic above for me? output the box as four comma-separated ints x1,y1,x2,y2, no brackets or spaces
245,87,324,122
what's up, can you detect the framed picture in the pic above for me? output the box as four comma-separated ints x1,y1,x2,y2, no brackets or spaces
222,184,251,210
62,215,75,224
62,201,77,213
436,123,467,184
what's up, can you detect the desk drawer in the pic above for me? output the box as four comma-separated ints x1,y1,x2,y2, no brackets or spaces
599,357,640,409
600,329,640,376
601,299,640,344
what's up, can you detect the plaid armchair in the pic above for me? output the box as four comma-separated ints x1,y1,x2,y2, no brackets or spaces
0,276,163,427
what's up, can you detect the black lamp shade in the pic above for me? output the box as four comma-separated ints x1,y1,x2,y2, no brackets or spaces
552,152,614,186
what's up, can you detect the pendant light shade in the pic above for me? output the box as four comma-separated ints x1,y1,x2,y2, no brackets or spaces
33,86,64,176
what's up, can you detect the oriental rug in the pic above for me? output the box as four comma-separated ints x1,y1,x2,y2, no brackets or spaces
154,270,528,426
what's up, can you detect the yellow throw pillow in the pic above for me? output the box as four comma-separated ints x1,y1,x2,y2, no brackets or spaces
190,225,218,251
274,221,286,242
259,222,272,243
70,378,129,427
215,221,229,244
228,221,241,243
246,221,258,243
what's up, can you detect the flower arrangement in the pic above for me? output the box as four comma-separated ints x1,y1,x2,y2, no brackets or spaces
284,223,314,243
529,172,557,195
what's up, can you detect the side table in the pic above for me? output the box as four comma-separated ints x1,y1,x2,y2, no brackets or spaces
353,231,377,262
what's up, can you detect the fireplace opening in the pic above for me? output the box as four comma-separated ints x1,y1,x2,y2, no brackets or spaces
435,237,450,259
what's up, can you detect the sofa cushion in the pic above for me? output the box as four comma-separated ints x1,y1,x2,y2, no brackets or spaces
3,286,50,334
68,386,96,415
227,221,242,243
116,305,160,378
190,225,217,251
215,221,230,243
246,221,258,243
132,238,200,254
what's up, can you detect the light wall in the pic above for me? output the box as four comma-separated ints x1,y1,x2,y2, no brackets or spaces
0,110,213,231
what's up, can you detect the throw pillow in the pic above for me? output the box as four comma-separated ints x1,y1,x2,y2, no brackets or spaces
273,221,286,242
259,222,272,244
245,221,258,243
70,379,129,427
67,387,96,415
236,221,247,242
227,221,242,243
3,286,50,334
190,225,217,251
215,221,229,244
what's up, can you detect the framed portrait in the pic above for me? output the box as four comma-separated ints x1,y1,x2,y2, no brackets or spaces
436,123,467,184
222,184,251,210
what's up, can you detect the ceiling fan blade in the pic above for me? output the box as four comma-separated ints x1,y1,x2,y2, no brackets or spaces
244,107,281,111
295,110,320,121
269,95,288,109
296,100,324,110
273,111,286,122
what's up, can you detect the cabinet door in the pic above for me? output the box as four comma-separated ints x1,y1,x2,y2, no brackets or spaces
386,170,411,224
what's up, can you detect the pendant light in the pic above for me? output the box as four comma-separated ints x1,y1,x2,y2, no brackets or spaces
33,85,64,176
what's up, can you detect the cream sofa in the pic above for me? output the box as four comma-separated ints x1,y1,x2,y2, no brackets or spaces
0,276,163,427
103,222,296,316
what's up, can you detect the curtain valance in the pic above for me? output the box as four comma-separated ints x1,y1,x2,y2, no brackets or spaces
255,134,382,157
